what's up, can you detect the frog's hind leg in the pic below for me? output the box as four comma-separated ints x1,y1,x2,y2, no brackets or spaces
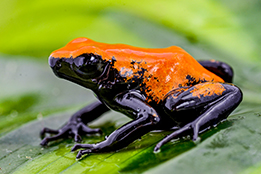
154,82,242,152
198,60,233,83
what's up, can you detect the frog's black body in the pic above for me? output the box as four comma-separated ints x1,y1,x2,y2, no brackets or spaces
41,46,242,159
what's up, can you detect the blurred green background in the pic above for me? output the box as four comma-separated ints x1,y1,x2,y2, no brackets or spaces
1,0,261,173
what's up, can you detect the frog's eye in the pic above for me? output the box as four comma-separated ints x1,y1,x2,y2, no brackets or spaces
72,53,104,78
74,53,99,68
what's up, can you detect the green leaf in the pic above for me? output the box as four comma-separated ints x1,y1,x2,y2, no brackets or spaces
0,0,260,63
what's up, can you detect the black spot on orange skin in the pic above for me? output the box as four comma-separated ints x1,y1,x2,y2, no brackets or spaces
185,75,207,86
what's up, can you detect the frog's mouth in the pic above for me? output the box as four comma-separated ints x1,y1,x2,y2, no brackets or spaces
49,56,79,80
48,56,97,88
48,56,62,77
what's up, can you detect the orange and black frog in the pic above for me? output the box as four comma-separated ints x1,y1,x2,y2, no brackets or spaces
40,37,242,159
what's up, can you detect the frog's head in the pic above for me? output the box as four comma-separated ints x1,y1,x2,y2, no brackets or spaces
48,38,107,87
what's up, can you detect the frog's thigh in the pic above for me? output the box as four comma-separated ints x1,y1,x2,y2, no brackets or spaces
164,82,242,112
163,82,242,126
154,82,242,151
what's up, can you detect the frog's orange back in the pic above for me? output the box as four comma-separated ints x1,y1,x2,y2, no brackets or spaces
51,37,224,102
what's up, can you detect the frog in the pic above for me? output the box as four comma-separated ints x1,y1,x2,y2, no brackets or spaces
40,37,242,159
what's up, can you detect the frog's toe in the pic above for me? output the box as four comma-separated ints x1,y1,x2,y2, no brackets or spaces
76,149,92,159
72,123,101,142
80,123,102,134
192,123,199,141
73,134,82,142
71,143,94,151
40,131,67,146
40,137,49,146
40,127,59,139
70,126,82,142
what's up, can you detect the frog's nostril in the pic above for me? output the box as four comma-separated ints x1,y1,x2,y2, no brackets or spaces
49,56,61,68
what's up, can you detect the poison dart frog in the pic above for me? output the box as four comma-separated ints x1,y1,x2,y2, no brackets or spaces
40,37,242,159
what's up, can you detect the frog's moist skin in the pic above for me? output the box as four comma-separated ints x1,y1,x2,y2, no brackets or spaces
40,37,242,159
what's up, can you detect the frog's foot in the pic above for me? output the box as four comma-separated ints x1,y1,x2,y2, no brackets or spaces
72,142,121,159
71,143,110,159
154,123,194,152
70,144,95,159
154,82,242,152
40,122,102,146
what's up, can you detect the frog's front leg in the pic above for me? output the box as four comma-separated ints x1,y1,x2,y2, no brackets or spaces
40,101,109,146
71,91,161,159
154,82,242,151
